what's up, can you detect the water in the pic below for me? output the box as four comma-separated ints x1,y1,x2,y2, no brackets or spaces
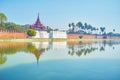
0,40,120,80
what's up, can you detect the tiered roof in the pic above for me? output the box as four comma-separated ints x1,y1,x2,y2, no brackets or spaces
30,14,45,30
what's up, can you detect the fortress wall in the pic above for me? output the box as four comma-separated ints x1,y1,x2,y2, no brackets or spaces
0,30,27,38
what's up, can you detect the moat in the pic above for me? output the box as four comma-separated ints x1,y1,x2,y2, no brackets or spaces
0,40,120,80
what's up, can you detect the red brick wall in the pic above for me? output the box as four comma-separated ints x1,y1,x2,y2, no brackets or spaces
67,34,103,39
0,31,27,38
67,34,120,39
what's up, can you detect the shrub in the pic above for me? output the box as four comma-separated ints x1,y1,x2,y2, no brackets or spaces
79,36,83,39
27,29,36,36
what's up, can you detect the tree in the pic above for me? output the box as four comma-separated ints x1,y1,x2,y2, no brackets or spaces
68,23,72,28
96,28,99,31
0,13,7,28
76,22,83,28
84,23,88,29
113,29,115,34
27,29,36,36
5,22,16,30
46,26,53,33
100,27,105,34
88,24,92,33
71,23,75,32
71,23,75,27
84,23,88,33
107,32,113,38
113,29,115,32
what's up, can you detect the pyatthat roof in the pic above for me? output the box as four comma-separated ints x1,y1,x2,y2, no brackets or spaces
30,14,45,30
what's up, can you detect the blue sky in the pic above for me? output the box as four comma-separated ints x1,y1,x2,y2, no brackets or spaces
0,0,120,32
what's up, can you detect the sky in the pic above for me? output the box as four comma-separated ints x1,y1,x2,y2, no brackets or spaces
0,0,120,32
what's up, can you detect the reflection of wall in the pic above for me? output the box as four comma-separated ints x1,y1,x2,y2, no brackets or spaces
49,31,67,38
32,42,49,49
67,41,94,45
51,42,67,49
0,42,27,49
32,42,67,50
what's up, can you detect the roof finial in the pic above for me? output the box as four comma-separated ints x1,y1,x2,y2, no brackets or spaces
38,13,39,17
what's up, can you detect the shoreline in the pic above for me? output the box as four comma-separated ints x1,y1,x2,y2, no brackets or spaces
0,38,120,42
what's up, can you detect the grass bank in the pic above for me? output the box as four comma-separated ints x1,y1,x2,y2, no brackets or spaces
0,38,119,42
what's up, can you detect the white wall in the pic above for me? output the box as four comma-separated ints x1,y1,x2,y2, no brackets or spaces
33,31,49,38
49,31,67,38
39,31,49,38
34,31,40,38
31,30,67,38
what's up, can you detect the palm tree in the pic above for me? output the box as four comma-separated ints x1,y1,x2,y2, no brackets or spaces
87,24,92,34
96,28,99,32
71,23,75,32
113,29,115,34
100,27,105,34
68,23,71,28
0,13,7,29
71,23,75,27
113,29,115,32
112,29,115,37
84,23,88,33
76,22,83,28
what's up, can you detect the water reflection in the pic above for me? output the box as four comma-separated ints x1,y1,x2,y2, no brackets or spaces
67,40,120,57
0,40,120,65
25,43,47,64
0,42,27,65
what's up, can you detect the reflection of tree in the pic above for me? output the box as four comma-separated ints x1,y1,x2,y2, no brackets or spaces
0,46,25,54
0,54,7,65
0,42,49,65
1,40,120,65
0,42,27,65
68,45,98,57
99,40,120,51
25,43,36,53
68,45,75,56
68,40,120,57
26,43,46,64
100,46,105,52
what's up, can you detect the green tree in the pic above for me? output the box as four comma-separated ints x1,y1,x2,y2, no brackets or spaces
46,26,53,33
100,27,105,34
76,22,83,28
84,23,88,33
113,29,115,32
71,23,75,27
0,13,7,28
71,23,75,32
68,23,72,28
5,22,16,30
27,29,36,36
113,29,115,35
